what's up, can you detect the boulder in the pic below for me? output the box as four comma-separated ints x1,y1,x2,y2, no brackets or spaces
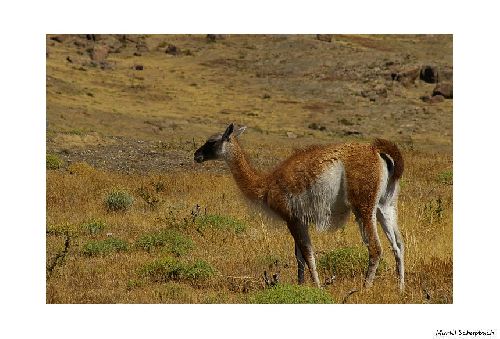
344,130,362,136
374,84,388,98
206,34,226,42
430,95,445,103
90,45,109,63
392,66,421,86
308,123,327,131
420,65,439,83
361,84,387,101
433,82,453,99
360,90,374,98
49,35,67,43
87,45,114,70
421,95,445,103
136,41,149,53
440,67,453,82
73,40,87,48
420,95,431,103
165,44,180,55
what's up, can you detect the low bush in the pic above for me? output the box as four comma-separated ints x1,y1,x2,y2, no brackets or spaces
82,237,128,256
46,153,63,170
437,170,452,185
81,219,106,235
248,284,334,304
318,246,387,278
136,229,193,256
105,190,134,211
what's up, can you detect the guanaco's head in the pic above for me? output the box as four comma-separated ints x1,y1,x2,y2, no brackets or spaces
194,123,246,163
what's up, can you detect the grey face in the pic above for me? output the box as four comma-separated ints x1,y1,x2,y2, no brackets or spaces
194,123,246,163
194,133,225,163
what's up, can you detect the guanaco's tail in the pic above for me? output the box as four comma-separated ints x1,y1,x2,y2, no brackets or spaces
372,138,404,181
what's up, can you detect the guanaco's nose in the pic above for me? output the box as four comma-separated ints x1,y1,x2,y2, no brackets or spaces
194,151,204,163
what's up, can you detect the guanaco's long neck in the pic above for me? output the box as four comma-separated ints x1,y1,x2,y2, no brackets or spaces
224,139,267,201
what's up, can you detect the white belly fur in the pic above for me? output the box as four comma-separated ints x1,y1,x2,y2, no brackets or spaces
287,162,350,231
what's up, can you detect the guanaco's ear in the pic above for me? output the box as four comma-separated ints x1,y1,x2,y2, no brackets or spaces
222,123,234,141
234,126,247,138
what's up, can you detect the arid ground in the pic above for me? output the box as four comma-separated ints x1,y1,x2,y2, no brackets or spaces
46,34,452,303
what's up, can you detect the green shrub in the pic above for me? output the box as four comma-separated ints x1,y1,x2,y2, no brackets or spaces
196,214,246,234
136,229,193,256
46,222,77,236
249,284,334,304
105,191,134,211
82,237,128,256
437,170,453,185
46,153,63,170
140,257,215,282
318,246,387,278
81,219,106,235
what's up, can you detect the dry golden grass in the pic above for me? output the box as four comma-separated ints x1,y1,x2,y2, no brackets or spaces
46,149,452,304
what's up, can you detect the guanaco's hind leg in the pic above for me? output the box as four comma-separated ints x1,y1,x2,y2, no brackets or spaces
377,203,405,291
355,209,383,288
287,220,321,288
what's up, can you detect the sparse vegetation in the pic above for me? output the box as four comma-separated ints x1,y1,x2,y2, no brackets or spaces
81,219,106,235
82,237,128,256
248,284,334,304
136,229,193,256
46,153,63,170
105,190,134,211
318,247,387,278
437,170,453,185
